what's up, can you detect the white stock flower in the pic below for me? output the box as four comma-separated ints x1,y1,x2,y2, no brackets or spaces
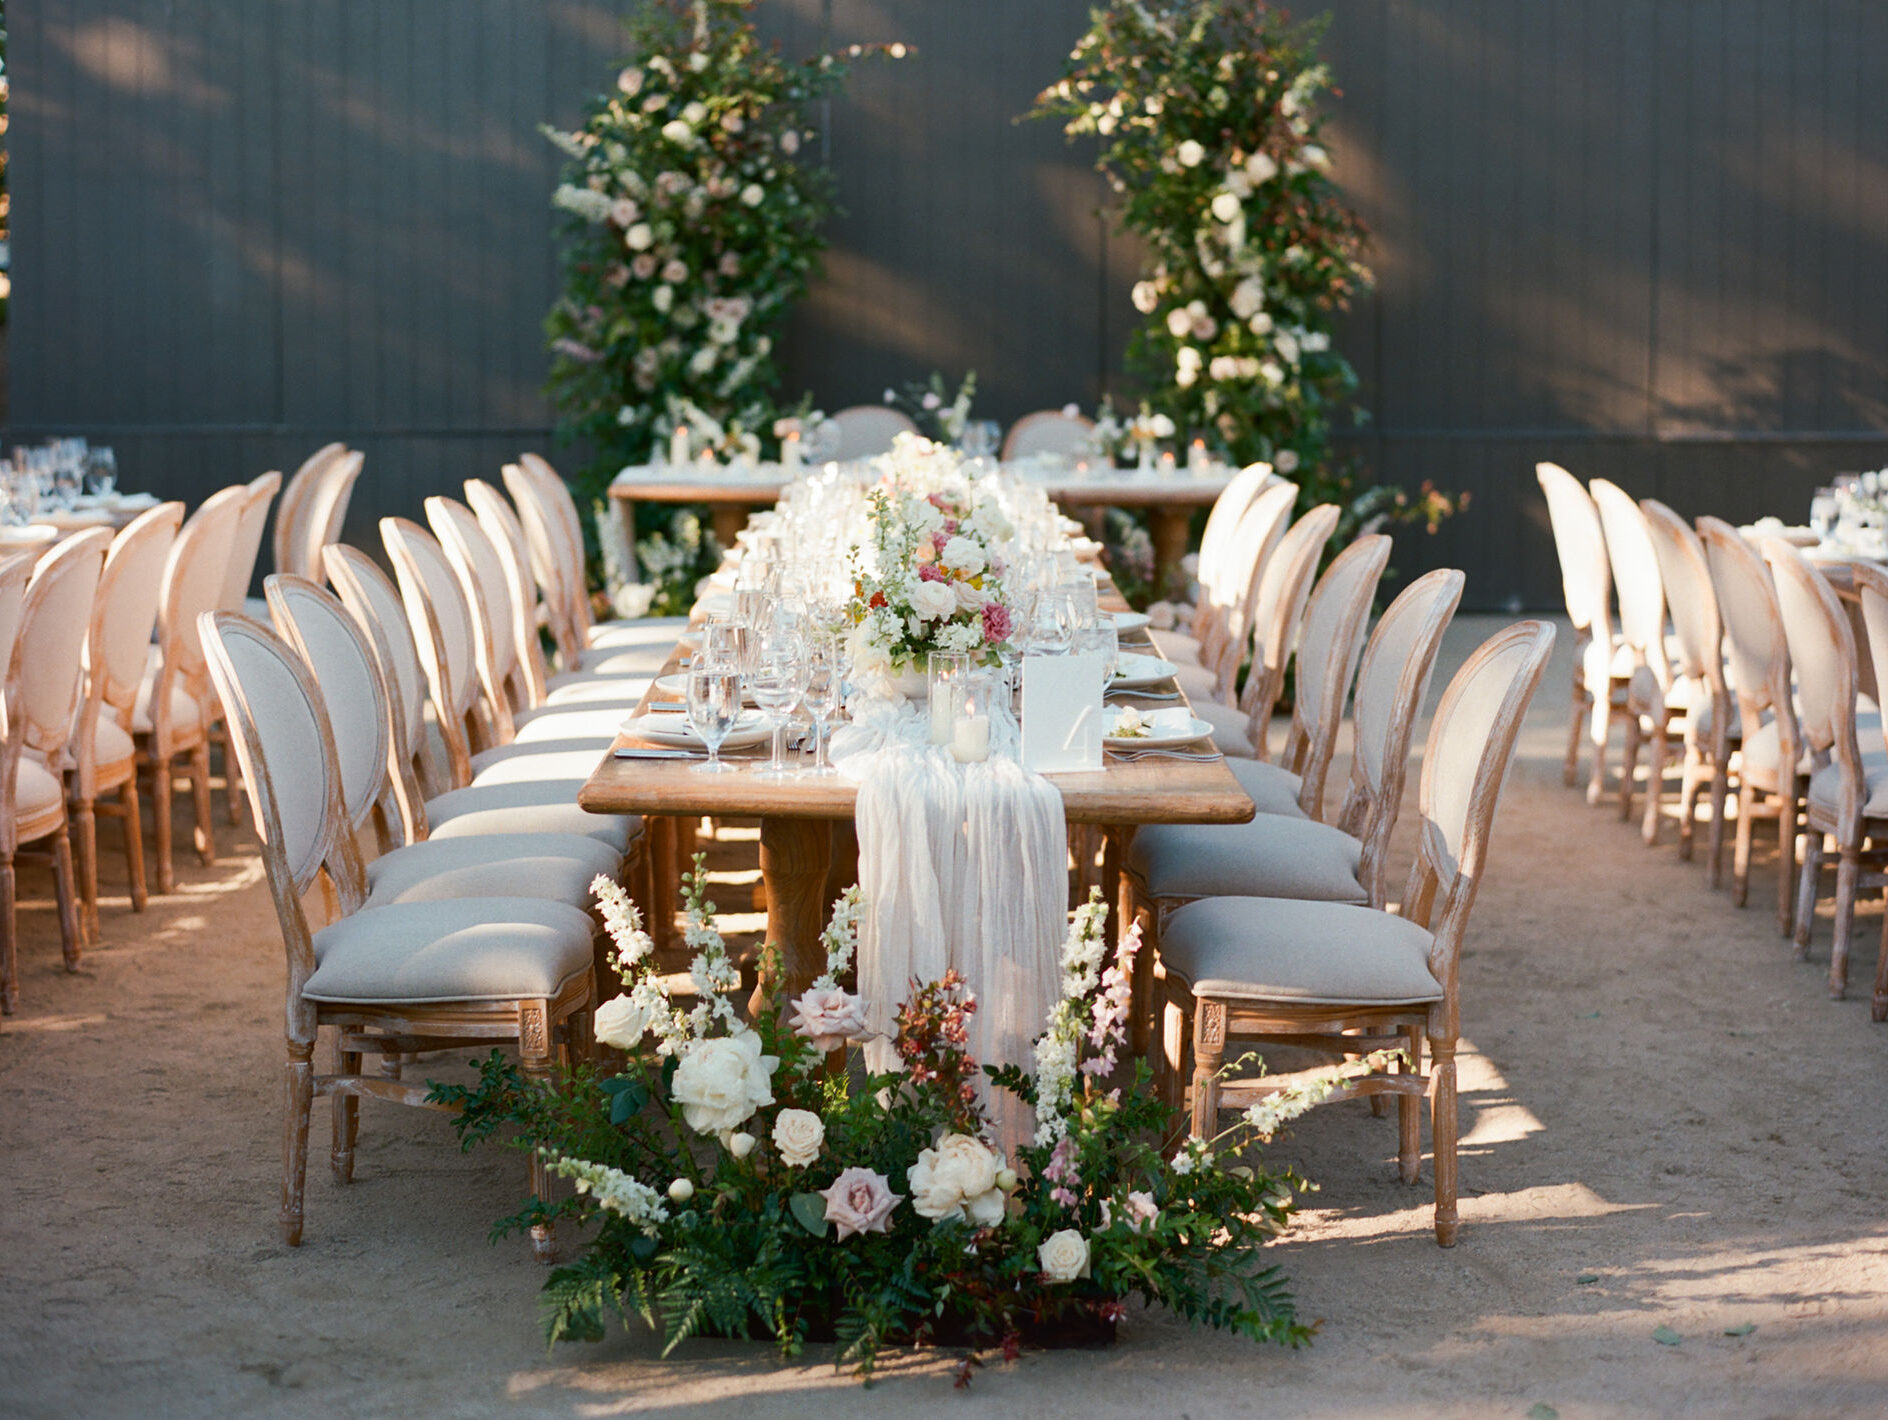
1275,331,1301,366
670,1032,778,1136
625,222,654,251
1165,307,1193,339
688,51,710,73
1038,1229,1090,1283
1130,280,1160,314
593,993,656,1050
908,1134,1004,1223
660,119,693,146
652,284,673,314
1177,139,1205,168
1230,276,1266,320
1210,191,1242,224
741,183,765,207
772,1109,825,1168
680,100,707,126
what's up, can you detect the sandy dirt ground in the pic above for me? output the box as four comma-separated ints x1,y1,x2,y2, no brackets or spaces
5,614,1888,1419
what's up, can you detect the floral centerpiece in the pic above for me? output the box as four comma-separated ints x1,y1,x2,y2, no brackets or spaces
884,370,979,447
542,0,903,511
844,436,1017,680
435,867,1405,1381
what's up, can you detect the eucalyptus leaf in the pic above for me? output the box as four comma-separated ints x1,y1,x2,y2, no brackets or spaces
1527,1405,1559,1420
1651,1325,1682,1346
789,1191,829,1238
1724,1322,1757,1337
1575,1273,1600,1285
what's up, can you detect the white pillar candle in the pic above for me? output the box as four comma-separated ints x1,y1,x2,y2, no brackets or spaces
782,432,802,472
929,691,954,745
670,425,691,467
951,708,990,763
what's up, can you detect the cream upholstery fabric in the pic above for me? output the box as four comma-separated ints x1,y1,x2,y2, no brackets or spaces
1192,699,1255,757
586,615,690,651
1227,758,1308,818
521,676,649,717
304,897,594,1004
1172,660,1221,701
130,660,204,737
468,747,612,784
425,781,637,852
14,756,65,837
1156,628,1203,666
365,833,619,909
77,715,136,773
1808,752,1888,818
507,706,633,745
1127,814,1367,904
563,647,670,679
1160,896,1443,1006
469,734,617,776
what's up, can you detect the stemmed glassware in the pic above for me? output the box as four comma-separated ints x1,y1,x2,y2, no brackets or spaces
686,659,743,774
83,448,118,499
801,637,844,777
748,627,809,780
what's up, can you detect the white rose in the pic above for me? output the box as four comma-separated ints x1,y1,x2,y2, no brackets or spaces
1165,308,1192,339
625,222,654,251
938,536,986,576
1130,280,1160,314
1302,331,1330,353
1038,1228,1090,1283
907,579,957,622
681,100,707,125
1150,413,1176,439
1177,139,1205,168
1248,311,1274,336
1274,449,1301,473
951,579,987,614
592,994,654,1050
610,197,639,227
1190,310,1218,341
667,1177,695,1203
741,183,765,207
1275,331,1301,366
652,284,673,314
1246,151,1278,184
907,1133,1001,1222
1302,143,1330,170
1230,276,1265,320
772,1109,824,1168
728,1131,756,1159
617,68,643,97
780,130,802,155
661,119,693,146
670,1032,778,1136
688,347,718,376
688,52,710,73
1210,191,1241,224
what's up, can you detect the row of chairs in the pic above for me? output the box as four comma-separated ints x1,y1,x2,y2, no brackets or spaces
1540,462,1888,1018
1084,464,1553,1244
0,444,363,1018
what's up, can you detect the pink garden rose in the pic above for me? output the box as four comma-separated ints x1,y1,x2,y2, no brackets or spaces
789,986,868,1052
821,1167,901,1240
981,602,1012,644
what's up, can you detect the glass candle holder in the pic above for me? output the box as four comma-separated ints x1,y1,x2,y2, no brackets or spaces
927,650,970,745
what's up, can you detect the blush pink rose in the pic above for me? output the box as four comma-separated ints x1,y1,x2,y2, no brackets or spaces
789,986,868,1052
820,1167,901,1240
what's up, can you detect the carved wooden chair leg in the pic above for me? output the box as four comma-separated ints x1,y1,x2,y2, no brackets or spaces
1640,720,1667,844
1188,998,1226,1140
190,740,217,866
282,1043,316,1247
74,795,100,945
1563,684,1585,789
1795,831,1824,958
1397,1026,1423,1184
51,829,83,970
1704,758,1729,886
1587,693,1613,807
1618,711,1642,823
1675,738,1703,858
1775,797,1798,938
332,1037,360,1183
152,755,176,894
0,857,16,1014
1731,780,1755,906
521,1001,558,1262
1429,1032,1460,1246
222,724,246,826
1874,911,1888,1023
120,778,149,912
1830,846,1862,997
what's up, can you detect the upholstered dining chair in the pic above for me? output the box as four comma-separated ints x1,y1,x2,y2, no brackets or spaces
271,443,348,581
1763,539,1886,999
1634,499,1735,856
2,529,111,1006
293,449,364,586
1155,620,1555,1247
1843,561,1888,1020
1536,463,1620,801
69,501,183,938
999,409,1095,461
827,405,918,462
1696,517,1803,931
1590,479,1670,820
220,471,282,821
1170,480,1298,689
1188,503,1342,758
199,609,597,1257
1160,465,1280,664
140,485,246,892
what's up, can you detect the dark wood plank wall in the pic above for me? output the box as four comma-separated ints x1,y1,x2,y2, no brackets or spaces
10,1,1888,608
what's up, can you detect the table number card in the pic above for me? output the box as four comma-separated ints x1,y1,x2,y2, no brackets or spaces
1021,654,1105,773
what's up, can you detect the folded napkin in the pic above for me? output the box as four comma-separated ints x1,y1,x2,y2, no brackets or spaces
1109,705,1195,737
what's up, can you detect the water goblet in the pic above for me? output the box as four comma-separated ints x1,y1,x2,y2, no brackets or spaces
748,633,807,779
686,662,743,774
801,639,844,777
84,447,118,499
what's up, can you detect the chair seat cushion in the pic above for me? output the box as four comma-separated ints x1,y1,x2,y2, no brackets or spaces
570,644,672,677
1807,750,1888,819
1161,896,1443,1006
1172,660,1223,703
1156,628,1204,666
305,897,595,1004
509,706,633,746
130,665,204,738
364,832,620,909
1192,698,1256,758
518,682,646,722
470,747,614,786
1226,758,1309,818
469,735,618,776
1128,815,1367,905
426,781,638,852
585,616,689,651
12,756,66,840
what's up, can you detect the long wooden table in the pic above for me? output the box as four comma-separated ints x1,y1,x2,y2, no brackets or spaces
579,619,1252,1001
609,463,1236,598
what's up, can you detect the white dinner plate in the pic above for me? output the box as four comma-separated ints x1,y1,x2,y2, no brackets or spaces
620,710,772,750
1108,610,1152,633
1109,652,1179,689
1103,711,1213,749
653,672,757,703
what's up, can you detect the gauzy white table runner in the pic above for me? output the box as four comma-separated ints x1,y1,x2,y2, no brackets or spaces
832,693,1066,1148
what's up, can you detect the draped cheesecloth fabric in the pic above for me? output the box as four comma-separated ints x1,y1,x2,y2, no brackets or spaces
832,692,1066,1152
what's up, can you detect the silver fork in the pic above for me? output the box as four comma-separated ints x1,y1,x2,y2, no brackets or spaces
1107,746,1223,763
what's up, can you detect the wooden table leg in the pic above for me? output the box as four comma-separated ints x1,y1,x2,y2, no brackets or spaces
752,816,832,1016
1151,507,1193,601
614,496,640,584
711,505,750,555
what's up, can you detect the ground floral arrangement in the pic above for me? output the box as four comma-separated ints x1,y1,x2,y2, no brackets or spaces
434,862,1410,1383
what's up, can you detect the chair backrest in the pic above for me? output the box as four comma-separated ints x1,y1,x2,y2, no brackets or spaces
426,494,521,739
1848,563,1888,766
324,543,436,807
1239,503,1341,748
1000,410,1095,461
828,405,919,462
152,485,247,753
88,501,185,722
1204,480,1298,680
1764,540,1867,830
1639,499,1724,692
1338,567,1465,906
200,610,365,1025
0,551,36,852
295,450,364,584
1195,463,1276,598
382,516,480,783
267,573,413,847
1535,463,1612,638
1696,516,1796,774
1282,532,1392,818
11,528,111,765
272,443,348,579
1407,620,1556,1010
466,478,551,704
222,471,283,609
1590,479,1667,680
506,457,587,663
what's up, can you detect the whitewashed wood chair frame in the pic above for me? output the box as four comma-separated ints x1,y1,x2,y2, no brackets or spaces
220,470,283,821
466,479,554,707
999,410,1095,462
1763,539,1886,999
1536,463,1623,802
1696,517,1801,932
1227,503,1341,756
1181,465,1277,645
199,609,595,1256
3,530,111,1004
1157,620,1555,1247
427,495,527,741
271,443,348,580
1194,481,1298,690
295,450,364,585
0,552,33,1021
1839,560,1888,1020
507,458,587,668
383,516,486,779
70,501,183,938
325,543,439,818
1590,479,1671,825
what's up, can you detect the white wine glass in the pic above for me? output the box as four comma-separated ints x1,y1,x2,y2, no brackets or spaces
687,663,743,774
